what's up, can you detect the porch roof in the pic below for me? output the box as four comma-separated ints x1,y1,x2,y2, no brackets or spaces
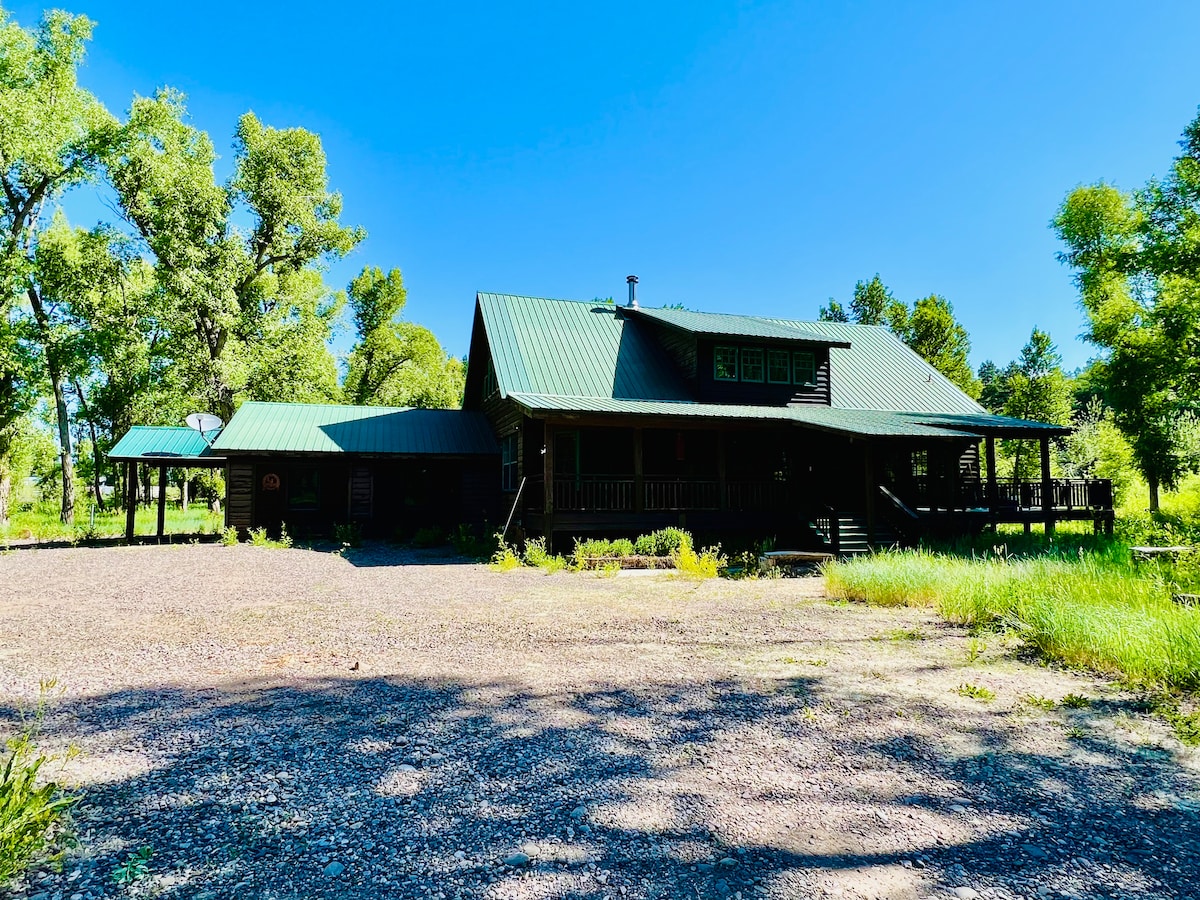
507,393,992,438
211,402,500,455
108,426,225,465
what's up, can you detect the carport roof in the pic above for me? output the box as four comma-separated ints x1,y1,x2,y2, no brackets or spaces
211,402,500,455
108,426,224,465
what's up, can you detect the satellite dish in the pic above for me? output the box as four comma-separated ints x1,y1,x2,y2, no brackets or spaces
186,412,224,444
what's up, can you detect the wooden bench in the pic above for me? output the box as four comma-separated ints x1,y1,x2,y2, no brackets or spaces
759,550,835,573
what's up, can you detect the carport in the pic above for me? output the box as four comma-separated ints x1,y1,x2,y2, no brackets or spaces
108,427,226,541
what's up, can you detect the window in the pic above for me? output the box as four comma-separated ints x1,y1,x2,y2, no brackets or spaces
714,346,738,381
767,349,791,383
288,466,320,510
793,350,816,386
501,432,518,491
911,449,929,478
482,360,498,398
741,347,764,382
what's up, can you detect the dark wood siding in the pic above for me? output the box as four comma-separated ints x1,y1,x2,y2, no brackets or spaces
350,464,373,519
651,324,698,380
227,461,254,528
695,340,830,406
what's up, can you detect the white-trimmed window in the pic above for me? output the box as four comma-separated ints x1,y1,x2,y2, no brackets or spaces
767,349,791,383
714,346,738,381
741,348,764,382
793,350,816,386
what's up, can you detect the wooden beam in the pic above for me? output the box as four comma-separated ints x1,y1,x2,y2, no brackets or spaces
633,427,644,514
543,423,555,552
716,430,727,511
1040,436,1054,536
864,441,876,548
125,461,137,542
156,464,168,541
985,436,997,508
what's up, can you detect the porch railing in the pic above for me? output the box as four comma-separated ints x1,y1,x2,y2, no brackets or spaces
907,478,1114,513
547,476,790,513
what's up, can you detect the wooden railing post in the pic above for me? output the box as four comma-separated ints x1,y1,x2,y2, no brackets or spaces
125,460,137,543
1040,436,1054,536
543,423,554,551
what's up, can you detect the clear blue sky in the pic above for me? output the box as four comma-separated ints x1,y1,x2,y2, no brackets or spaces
10,0,1200,371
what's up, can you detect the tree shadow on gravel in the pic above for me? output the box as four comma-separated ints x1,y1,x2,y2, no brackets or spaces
6,672,1199,900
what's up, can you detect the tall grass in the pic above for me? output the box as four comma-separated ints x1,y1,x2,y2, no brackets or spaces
1,501,223,542
824,545,1200,692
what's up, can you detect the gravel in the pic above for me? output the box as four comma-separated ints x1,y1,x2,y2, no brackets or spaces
1,542,1198,899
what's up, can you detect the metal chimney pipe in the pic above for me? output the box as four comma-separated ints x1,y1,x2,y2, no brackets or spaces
626,274,639,309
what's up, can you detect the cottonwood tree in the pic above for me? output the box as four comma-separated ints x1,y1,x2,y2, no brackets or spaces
109,92,362,421
0,9,119,523
343,266,465,408
820,276,980,398
1054,108,1200,509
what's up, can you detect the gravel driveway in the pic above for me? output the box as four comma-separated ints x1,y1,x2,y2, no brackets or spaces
1,543,1198,900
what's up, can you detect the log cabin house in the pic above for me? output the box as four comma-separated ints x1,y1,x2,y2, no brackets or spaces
112,282,1114,552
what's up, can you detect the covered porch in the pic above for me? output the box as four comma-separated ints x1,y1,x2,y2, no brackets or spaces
516,416,1114,553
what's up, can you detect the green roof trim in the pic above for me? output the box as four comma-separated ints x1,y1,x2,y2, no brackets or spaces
211,402,499,455
109,426,222,463
627,306,850,346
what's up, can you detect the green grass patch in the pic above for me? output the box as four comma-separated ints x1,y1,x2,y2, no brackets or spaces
2,501,223,543
824,542,1200,693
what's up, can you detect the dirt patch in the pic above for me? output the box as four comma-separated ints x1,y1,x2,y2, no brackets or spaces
1,543,1197,899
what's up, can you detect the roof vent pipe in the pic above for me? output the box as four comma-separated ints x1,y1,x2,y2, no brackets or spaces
626,274,639,309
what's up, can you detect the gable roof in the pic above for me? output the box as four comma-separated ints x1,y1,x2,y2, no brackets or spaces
109,426,223,464
211,402,499,455
474,293,1065,437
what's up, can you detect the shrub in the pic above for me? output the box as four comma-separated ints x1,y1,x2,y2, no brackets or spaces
571,537,634,569
333,522,362,548
411,526,447,548
247,525,292,549
634,527,692,557
451,524,493,559
522,537,568,573
220,526,239,546
1,692,81,886
490,533,522,571
674,543,726,579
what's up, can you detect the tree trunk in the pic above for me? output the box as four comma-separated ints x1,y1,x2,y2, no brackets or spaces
51,372,75,525
0,464,10,528
74,380,106,512
1149,477,1160,512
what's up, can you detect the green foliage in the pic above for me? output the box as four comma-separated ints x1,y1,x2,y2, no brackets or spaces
1060,693,1091,709
411,526,446,548
489,533,522,571
1,500,223,542
1054,111,1200,509
111,846,152,885
1060,397,1137,504
632,527,692,557
572,537,635,569
522,537,567,573
450,524,493,559
1023,694,1057,710
674,543,726,579
825,545,1200,691
247,525,291,549
333,522,362,548
0,685,82,886
220,525,239,546
955,683,995,701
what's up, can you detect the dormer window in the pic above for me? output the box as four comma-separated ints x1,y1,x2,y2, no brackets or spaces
714,347,739,381
741,348,764,382
793,351,816,387
767,349,791,383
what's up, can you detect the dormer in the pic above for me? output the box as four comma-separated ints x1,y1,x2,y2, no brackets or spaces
620,307,851,407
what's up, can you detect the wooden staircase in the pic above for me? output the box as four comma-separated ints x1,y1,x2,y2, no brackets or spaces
811,512,902,556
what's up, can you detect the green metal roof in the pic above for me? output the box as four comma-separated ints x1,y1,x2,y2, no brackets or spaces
506,393,982,438
109,426,223,463
627,306,850,346
476,294,691,401
211,402,499,455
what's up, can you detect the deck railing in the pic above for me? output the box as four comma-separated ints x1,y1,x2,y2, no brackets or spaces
908,478,1114,513
547,476,789,512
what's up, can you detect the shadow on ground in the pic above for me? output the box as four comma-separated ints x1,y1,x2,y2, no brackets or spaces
6,669,1198,900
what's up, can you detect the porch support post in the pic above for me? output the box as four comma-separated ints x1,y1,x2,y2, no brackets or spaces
985,436,997,508
543,422,555,552
717,430,727,511
864,441,876,548
125,461,137,542
633,427,644,514
1040,435,1054,536
156,464,168,541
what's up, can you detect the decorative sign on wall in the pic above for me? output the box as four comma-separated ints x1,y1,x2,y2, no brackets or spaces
262,473,281,491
